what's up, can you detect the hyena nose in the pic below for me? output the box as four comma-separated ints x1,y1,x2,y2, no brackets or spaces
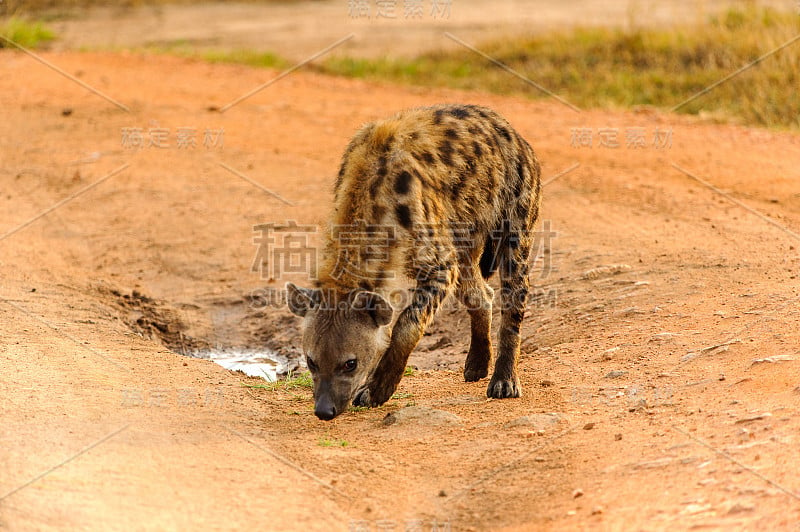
314,401,337,421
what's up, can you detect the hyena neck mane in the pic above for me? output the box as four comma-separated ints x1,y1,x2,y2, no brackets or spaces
312,268,396,308
313,219,404,298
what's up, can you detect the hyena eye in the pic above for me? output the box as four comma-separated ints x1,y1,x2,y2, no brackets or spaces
342,359,357,373
306,357,318,372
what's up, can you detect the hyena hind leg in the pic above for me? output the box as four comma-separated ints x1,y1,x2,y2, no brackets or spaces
459,280,494,382
488,241,531,399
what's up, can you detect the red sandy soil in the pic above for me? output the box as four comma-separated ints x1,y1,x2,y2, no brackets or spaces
1,51,799,530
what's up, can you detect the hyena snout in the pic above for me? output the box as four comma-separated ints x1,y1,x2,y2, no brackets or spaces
313,379,350,421
314,395,337,421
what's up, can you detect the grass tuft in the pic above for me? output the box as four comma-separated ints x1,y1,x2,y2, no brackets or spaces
315,5,800,129
318,437,349,447
242,370,313,391
0,17,55,48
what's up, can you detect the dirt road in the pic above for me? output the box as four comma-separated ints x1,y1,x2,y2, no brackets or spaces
1,48,799,530
44,0,791,60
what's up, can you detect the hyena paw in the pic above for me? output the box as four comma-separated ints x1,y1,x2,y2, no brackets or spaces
463,366,489,382
487,376,522,399
352,387,372,407
352,385,394,408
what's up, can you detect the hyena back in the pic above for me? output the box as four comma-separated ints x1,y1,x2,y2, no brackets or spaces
287,104,541,420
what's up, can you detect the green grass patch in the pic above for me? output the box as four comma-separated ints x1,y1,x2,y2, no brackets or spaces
391,392,413,400
0,17,55,48
199,49,287,70
242,370,313,391
318,437,349,447
403,366,416,377
315,5,800,129
134,44,288,70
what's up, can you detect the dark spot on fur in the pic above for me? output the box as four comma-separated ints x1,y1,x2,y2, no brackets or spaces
444,128,459,140
433,109,445,125
409,131,419,141
438,140,454,167
417,151,436,165
472,141,483,158
509,308,524,324
370,155,389,197
448,107,471,119
396,204,413,229
465,157,476,174
495,125,512,142
381,134,395,153
451,179,465,201
395,170,413,194
377,155,388,178
515,158,527,192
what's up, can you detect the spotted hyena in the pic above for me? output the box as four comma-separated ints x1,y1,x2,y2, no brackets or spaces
287,104,541,420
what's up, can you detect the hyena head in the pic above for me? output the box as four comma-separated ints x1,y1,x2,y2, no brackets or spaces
285,283,393,420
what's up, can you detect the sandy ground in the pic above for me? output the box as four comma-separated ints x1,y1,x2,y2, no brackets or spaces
44,0,794,60
2,17,800,532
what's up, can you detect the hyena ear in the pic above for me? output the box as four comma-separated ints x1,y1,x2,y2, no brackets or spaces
352,291,393,327
286,282,319,317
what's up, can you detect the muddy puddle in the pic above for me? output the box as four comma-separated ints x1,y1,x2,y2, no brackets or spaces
193,349,291,381
103,286,305,379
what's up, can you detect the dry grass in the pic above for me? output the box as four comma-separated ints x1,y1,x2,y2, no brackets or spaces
317,5,800,129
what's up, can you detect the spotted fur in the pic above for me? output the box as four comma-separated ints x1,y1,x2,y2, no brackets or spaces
287,104,541,419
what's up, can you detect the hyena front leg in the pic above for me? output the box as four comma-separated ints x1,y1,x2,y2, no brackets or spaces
488,234,531,399
459,279,494,382
354,266,455,407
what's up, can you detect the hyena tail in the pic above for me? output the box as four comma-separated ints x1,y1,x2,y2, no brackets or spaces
479,233,499,280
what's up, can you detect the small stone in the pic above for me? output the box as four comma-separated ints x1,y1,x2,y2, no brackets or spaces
628,399,648,412
734,413,772,424
62,108,73,116
614,433,622,441
604,370,627,379
583,422,595,430
382,406,462,427
582,264,631,279
649,332,677,342
591,506,604,515
751,355,795,365
727,502,755,514
572,488,584,498
438,490,447,497
505,413,562,431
